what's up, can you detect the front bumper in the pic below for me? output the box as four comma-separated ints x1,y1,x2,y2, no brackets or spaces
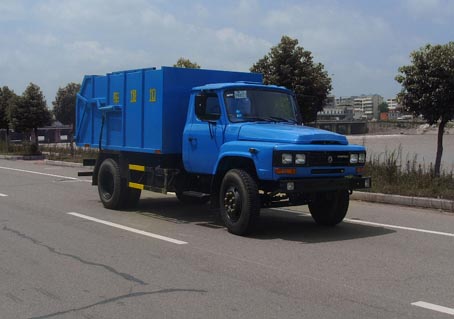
279,176,371,193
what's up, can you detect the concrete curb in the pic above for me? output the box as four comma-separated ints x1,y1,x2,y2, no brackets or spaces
351,191,454,213
43,159,84,168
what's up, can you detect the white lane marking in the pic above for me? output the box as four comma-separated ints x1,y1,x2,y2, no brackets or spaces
0,193,8,197
0,165,80,180
273,208,454,238
67,212,188,245
345,218,454,238
412,301,454,315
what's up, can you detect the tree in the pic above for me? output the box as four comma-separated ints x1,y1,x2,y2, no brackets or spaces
173,57,201,69
10,83,52,150
52,82,81,126
250,35,332,123
0,86,18,149
378,102,389,113
396,42,454,177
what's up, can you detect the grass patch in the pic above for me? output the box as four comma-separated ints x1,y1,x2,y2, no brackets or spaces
1,141,98,163
364,146,454,200
40,143,98,163
0,140,42,155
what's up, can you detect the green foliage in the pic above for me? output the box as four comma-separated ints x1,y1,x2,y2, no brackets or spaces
0,86,17,130
52,82,81,126
396,42,454,124
173,58,201,69
396,42,454,176
250,35,332,123
378,102,389,113
9,83,52,142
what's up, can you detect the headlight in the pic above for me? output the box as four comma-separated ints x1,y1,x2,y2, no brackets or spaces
358,153,366,163
350,153,359,164
282,153,293,165
295,154,306,165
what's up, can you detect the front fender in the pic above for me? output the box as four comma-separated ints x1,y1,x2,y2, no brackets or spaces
213,141,275,180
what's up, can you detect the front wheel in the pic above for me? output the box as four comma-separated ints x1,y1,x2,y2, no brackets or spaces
219,169,260,235
308,190,349,226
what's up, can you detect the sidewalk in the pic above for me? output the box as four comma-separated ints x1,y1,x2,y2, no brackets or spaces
351,192,454,213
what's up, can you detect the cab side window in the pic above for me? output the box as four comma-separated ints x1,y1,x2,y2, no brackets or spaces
195,93,221,121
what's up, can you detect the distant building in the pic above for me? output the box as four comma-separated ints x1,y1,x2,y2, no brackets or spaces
353,95,383,120
386,98,399,111
317,95,351,121
386,97,403,120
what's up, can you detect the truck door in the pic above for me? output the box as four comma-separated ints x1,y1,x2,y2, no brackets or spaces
183,93,224,174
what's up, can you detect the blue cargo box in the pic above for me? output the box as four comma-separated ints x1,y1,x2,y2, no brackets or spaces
75,66,262,154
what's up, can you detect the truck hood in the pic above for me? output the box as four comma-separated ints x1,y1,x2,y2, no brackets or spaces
237,123,348,145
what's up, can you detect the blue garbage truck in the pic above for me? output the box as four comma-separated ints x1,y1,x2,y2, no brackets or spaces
75,66,371,235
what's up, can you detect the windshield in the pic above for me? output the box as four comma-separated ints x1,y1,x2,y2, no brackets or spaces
224,89,298,123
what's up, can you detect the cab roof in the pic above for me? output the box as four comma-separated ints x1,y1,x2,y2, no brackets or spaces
192,81,293,94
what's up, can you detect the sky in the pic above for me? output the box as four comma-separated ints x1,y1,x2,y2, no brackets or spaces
1,0,454,107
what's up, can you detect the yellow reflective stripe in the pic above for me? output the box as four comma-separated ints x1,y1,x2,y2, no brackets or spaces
129,164,145,172
129,182,144,190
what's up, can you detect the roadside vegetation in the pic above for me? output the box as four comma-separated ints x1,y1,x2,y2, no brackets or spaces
364,146,454,200
0,141,97,163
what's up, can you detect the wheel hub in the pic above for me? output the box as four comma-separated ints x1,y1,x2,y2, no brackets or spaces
224,188,241,222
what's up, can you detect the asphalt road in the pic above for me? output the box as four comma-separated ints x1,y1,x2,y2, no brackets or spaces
0,159,453,319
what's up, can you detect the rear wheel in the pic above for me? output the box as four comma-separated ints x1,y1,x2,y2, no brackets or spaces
219,169,260,235
308,190,349,226
98,158,141,209
98,158,123,209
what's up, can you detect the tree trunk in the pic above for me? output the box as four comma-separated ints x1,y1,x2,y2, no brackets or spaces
33,127,39,153
434,119,447,177
6,126,9,151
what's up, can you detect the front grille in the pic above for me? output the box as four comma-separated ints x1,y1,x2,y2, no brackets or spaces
306,152,350,166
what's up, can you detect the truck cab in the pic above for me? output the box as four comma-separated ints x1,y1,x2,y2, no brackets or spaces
180,82,370,234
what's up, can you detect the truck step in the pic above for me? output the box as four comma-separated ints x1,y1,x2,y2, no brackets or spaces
78,171,93,177
182,191,210,198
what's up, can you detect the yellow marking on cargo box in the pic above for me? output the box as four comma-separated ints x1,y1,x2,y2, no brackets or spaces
130,89,137,103
129,182,144,190
129,164,145,172
149,88,156,102
113,91,120,104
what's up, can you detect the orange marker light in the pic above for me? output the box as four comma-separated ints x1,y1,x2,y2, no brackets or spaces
274,168,297,175
356,167,365,174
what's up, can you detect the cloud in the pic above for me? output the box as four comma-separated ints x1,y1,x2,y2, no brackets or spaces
401,0,454,23
1,0,453,104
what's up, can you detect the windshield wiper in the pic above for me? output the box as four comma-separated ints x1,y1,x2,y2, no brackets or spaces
265,116,297,124
235,116,297,124
240,116,272,122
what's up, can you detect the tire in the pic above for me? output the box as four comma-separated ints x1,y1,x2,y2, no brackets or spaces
308,190,349,226
98,158,123,209
176,192,209,205
219,169,260,235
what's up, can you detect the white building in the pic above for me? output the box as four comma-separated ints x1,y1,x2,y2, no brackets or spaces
353,95,383,120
